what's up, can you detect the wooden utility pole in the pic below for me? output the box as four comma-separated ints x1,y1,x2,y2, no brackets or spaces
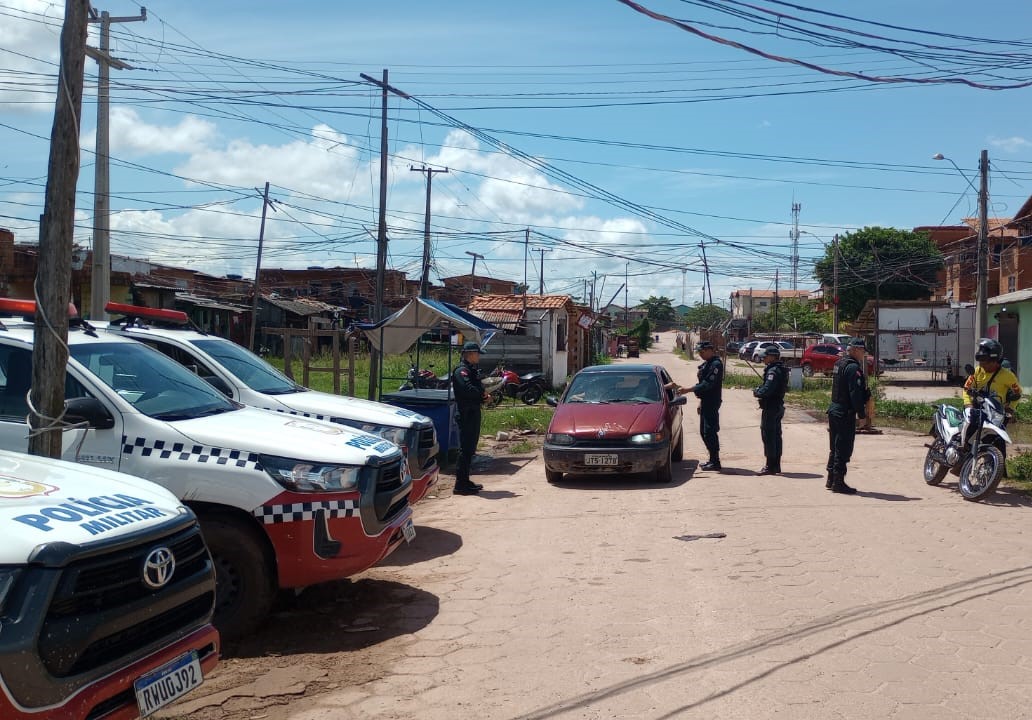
832,233,840,333
410,165,447,298
249,181,275,351
31,0,89,459
86,5,146,321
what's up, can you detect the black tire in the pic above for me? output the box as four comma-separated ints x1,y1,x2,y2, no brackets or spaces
959,446,1005,501
654,448,673,484
545,468,563,483
671,431,684,462
801,363,814,378
200,515,277,642
521,385,543,405
923,439,948,485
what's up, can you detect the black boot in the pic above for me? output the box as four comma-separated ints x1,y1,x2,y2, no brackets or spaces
830,473,857,495
700,458,722,471
825,470,834,489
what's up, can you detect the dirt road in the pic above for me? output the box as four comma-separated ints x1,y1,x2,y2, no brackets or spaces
167,331,1032,719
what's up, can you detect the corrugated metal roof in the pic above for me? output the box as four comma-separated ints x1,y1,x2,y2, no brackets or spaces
469,309,521,330
468,294,571,311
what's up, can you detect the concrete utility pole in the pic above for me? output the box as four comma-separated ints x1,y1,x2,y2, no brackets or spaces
536,248,546,295
359,69,407,400
832,233,840,333
700,242,713,305
249,182,275,352
790,201,801,291
976,149,990,340
410,165,447,298
32,0,89,459
86,5,146,321
773,269,779,333
465,251,483,305
624,262,629,327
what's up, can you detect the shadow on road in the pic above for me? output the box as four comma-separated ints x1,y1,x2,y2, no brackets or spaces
777,472,823,480
856,490,922,501
964,486,1032,508
553,461,695,490
475,453,538,476
378,525,463,566
224,579,439,659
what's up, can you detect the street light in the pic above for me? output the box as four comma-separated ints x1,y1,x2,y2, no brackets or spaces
933,151,990,341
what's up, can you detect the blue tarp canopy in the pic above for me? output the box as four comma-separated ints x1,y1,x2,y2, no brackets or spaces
357,298,497,355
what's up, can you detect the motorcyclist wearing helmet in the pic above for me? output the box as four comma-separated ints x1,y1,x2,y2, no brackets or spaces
960,338,1021,449
963,338,1021,413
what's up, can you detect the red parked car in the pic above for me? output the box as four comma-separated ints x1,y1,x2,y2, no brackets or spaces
543,364,687,483
800,344,876,377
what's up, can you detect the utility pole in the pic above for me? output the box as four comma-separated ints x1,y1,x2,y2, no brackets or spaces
522,228,529,317
774,269,779,333
976,149,990,340
249,182,275,352
832,233,840,333
790,201,801,291
465,251,483,305
681,268,687,306
359,69,404,401
86,5,145,322
624,262,629,328
410,165,447,298
700,242,713,305
535,248,546,295
32,0,89,459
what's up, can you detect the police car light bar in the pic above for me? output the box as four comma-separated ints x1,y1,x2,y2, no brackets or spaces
105,302,188,324
0,298,79,317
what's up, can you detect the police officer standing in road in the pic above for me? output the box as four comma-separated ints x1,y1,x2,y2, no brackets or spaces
753,345,789,475
826,338,869,494
452,341,490,496
690,341,724,471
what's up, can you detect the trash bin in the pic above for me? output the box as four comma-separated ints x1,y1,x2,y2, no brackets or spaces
789,367,803,391
381,388,459,456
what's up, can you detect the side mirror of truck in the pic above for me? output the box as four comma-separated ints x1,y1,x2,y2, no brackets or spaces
64,396,115,429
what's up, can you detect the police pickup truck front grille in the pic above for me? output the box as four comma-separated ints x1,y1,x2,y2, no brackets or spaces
376,459,403,494
39,524,215,678
415,424,438,470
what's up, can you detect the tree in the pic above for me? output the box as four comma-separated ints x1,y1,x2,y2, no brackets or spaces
638,295,676,322
682,302,730,330
814,226,943,321
751,298,830,333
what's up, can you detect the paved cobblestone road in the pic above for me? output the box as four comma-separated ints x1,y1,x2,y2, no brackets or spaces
272,333,1032,720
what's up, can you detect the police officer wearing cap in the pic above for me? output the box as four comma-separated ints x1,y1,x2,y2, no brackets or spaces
689,340,724,471
825,338,869,494
753,344,789,475
452,341,490,495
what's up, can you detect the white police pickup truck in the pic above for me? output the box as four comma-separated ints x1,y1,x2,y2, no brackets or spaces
0,448,218,719
101,303,440,503
0,300,414,640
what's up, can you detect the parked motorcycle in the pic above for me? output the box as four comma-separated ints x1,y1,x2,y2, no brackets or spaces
484,365,547,406
923,376,1012,502
399,358,450,391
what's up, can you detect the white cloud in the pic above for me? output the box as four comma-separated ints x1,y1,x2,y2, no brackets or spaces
0,0,64,112
96,107,217,157
989,136,1032,153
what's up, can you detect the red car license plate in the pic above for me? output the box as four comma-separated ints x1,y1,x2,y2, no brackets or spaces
584,454,619,466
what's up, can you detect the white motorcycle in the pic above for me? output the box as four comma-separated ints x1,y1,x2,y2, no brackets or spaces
923,384,1011,502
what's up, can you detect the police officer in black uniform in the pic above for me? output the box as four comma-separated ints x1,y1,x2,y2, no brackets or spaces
753,344,789,475
690,340,724,471
826,338,869,494
452,341,489,496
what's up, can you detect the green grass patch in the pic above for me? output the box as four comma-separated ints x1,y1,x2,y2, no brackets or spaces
508,440,536,454
481,405,554,436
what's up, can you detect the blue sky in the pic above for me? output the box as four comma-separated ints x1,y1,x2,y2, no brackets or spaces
4,0,1032,307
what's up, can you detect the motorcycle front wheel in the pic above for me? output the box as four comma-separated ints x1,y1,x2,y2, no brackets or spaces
958,445,1005,501
923,438,948,486
520,385,543,405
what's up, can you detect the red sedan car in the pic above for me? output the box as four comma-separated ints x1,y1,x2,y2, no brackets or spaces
800,343,876,377
544,364,687,483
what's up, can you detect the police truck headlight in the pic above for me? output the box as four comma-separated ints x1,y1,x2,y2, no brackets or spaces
630,432,665,444
332,420,409,449
259,455,362,492
546,433,575,445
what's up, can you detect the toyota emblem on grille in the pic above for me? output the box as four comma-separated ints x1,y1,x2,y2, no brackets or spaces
142,547,176,589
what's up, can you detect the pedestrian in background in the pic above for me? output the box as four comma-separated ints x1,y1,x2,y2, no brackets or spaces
452,341,490,495
690,340,724,471
753,344,789,475
826,338,868,494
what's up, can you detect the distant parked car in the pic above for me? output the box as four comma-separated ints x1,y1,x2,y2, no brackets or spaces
751,340,795,363
800,343,876,377
739,341,761,361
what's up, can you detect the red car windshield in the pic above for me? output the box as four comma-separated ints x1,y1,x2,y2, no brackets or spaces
565,372,661,404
